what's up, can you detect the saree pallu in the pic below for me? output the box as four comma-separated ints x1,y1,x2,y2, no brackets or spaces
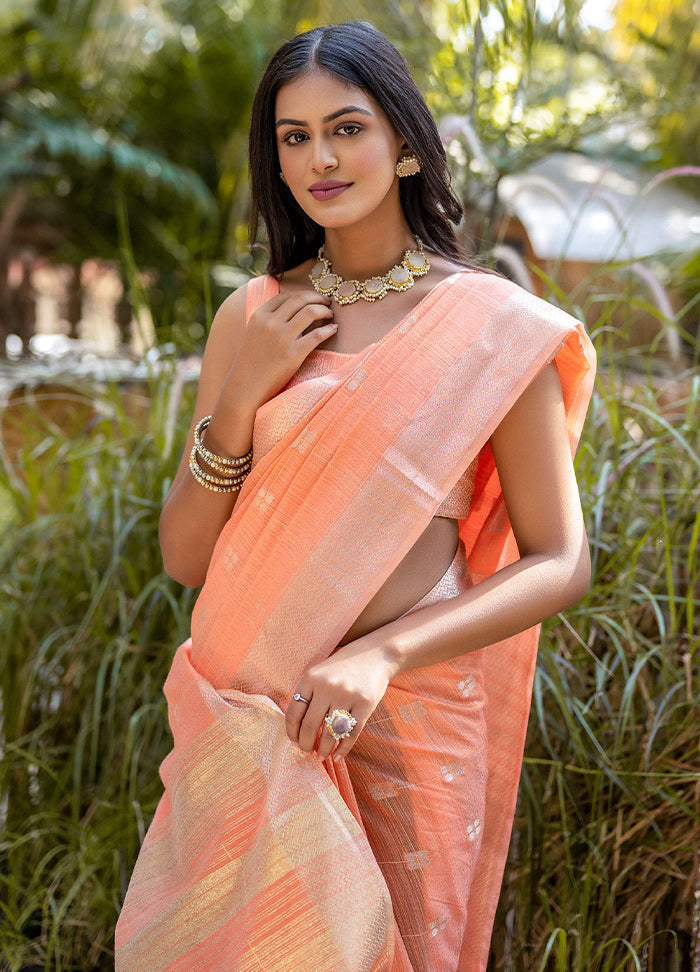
115,270,595,971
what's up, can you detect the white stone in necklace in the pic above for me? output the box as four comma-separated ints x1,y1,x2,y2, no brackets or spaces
309,236,430,305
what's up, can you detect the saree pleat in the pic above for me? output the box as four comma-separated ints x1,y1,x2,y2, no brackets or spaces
116,270,595,971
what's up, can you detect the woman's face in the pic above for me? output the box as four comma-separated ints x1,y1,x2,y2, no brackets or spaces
275,69,405,232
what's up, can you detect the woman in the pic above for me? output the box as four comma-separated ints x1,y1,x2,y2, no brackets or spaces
116,21,595,972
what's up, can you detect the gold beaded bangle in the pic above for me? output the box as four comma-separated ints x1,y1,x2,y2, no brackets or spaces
193,415,253,469
199,453,253,477
189,449,250,493
189,448,251,486
190,448,251,485
190,466,239,493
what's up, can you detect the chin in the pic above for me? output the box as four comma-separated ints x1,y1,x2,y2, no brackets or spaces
306,208,381,232
297,192,394,232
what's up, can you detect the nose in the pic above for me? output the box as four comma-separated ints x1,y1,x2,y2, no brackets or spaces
311,136,337,174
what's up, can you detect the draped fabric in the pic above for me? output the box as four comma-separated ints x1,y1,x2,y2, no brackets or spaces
115,270,595,971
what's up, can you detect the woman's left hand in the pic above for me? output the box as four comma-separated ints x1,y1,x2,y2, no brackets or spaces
286,639,396,761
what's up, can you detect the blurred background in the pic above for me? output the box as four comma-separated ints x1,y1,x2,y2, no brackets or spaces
1,2,698,970
1,0,699,363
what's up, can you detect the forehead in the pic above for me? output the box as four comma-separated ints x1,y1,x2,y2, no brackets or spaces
275,69,378,120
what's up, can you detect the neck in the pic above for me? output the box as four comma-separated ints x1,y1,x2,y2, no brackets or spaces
322,209,416,281
324,228,416,280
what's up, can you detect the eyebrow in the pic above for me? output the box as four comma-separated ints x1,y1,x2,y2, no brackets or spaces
275,106,372,128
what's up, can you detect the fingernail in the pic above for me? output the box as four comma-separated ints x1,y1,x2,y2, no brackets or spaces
333,753,344,763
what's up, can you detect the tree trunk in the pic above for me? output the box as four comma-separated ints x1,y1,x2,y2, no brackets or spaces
0,184,29,355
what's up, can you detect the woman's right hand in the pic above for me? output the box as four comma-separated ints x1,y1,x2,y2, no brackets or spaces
221,290,336,413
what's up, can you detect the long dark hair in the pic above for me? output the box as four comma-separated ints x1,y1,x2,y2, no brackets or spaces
249,21,466,275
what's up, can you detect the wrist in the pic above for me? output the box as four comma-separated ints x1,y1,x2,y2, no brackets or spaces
225,362,271,413
366,630,405,681
205,401,257,460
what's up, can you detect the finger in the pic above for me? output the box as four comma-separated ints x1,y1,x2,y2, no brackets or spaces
331,729,361,761
278,291,332,323
255,293,318,326
259,293,292,313
315,713,338,761
285,690,312,744
300,321,338,352
297,701,329,754
289,303,335,337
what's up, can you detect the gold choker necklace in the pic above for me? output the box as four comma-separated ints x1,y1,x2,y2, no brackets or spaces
309,237,430,305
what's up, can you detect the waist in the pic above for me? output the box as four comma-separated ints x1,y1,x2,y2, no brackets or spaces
401,537,472,617
339,517,462,645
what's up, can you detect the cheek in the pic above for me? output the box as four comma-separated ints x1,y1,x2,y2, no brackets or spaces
279,149,304,179
351,139,398,187
361,136,396,165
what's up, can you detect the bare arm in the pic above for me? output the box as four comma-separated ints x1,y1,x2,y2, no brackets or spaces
159,284,336,586
286,362,591,759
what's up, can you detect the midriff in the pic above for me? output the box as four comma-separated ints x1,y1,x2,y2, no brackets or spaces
338,515,459,645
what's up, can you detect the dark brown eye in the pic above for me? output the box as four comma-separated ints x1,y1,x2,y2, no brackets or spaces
337,124,362,136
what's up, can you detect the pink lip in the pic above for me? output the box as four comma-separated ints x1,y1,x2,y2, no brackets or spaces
308,181,352,200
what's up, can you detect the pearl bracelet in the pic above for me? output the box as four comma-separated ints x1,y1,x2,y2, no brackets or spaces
188,415,254,493
189,450,251,492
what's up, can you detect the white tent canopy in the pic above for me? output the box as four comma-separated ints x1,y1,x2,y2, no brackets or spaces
497,152,700,262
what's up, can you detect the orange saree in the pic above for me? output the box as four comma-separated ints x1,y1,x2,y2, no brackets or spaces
115,270,595,971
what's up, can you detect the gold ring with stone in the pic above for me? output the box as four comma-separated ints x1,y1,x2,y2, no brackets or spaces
324,708,357,740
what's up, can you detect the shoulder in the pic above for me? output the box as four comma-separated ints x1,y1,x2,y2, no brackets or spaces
213,280,249,323
424,253,500,295
202,279,259,364
427,268,585,357
209,275,280,334
458,275,592,381
427,253,465,278
196,286,248,380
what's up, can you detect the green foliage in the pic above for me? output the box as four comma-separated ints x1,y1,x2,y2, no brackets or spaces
612,0,700,171
0,373,198,970
428,1,623,162
0,95,213,210
491,287,700,969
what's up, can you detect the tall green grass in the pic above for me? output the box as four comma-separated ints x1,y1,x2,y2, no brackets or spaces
0,373,198,971
493,316,700,969
0,323,698,969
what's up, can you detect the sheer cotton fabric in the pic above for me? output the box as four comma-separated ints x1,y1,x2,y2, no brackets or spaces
115,270,595,971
